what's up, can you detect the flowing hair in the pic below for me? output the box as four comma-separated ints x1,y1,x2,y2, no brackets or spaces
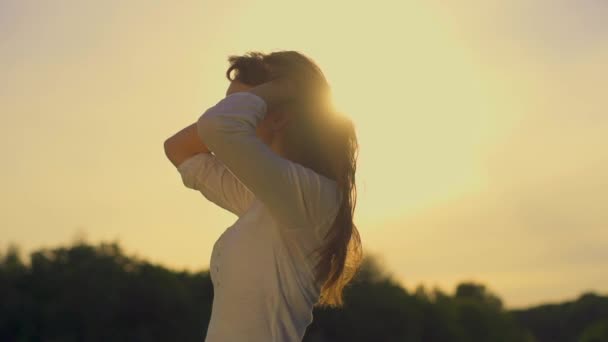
224,50,362,308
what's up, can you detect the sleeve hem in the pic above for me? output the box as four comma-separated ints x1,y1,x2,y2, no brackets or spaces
176,153,210,173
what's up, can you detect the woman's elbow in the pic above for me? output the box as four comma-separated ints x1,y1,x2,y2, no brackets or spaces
163,139,179,165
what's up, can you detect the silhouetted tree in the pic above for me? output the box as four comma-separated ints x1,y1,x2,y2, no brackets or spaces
512,292,608,342
578,318,608,342
0,240,605,341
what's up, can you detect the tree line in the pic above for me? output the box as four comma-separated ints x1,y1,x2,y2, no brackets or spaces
1,240,606,342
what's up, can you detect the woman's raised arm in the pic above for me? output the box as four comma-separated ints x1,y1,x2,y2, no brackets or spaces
164,122,210,167
196,81,341,231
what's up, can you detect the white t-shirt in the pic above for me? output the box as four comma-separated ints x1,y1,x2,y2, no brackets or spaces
176,92,342,341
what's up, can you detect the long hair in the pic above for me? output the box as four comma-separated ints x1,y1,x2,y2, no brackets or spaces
224,50,362,308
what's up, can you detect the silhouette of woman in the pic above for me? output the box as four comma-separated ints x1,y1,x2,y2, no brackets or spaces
164,50,362,341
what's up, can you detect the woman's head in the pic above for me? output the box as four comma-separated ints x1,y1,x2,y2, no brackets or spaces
224,50,363,308
225,51,333,159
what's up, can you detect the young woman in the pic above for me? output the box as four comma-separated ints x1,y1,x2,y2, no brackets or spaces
164,50,362,341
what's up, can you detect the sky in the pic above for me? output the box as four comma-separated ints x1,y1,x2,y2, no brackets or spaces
1,0,607,310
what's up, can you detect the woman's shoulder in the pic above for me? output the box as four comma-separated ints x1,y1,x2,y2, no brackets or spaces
291,162,342,220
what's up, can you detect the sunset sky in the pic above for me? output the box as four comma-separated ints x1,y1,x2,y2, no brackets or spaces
2,0,607,309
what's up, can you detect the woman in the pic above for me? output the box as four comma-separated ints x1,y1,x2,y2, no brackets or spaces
164,50,362,341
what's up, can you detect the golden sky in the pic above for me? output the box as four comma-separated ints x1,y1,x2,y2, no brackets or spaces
2,0,607,309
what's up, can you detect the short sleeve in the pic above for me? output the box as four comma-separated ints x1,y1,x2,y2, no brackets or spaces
177,152,255,217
